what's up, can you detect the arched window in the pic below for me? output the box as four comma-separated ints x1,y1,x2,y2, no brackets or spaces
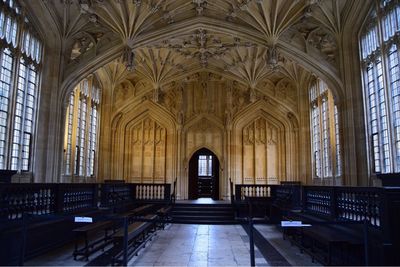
0,0,42,171
360,0,400,173
310,79,341,180
63,76,101,179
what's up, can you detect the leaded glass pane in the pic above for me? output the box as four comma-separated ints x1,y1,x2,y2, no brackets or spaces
66,78,101,178
361,1,400,173
309,79,340,179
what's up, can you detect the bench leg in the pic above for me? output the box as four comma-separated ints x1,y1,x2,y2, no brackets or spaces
328,243,332,265
85,235,89,261
311,239,315,263
103,229,110,252
73,239,78,260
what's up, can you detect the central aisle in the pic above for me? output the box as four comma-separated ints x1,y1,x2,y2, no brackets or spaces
129,224,268,266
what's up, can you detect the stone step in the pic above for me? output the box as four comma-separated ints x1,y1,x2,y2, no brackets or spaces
171,203,235,224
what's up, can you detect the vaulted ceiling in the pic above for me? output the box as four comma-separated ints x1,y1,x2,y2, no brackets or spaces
37,0,354,108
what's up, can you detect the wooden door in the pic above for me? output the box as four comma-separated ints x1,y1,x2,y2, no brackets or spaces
188,148,219,200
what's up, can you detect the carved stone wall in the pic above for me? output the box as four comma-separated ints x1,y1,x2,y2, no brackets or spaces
110,106,176,184
185,118,223,160
241,117,280,184
105,75,298,199
124,117,168,183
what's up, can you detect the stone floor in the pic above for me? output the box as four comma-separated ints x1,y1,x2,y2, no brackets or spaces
254,224,321,267
130,224,267,266
25,223,320,266
175,198,231,204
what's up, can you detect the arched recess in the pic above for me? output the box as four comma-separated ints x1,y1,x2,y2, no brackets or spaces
110,101,176,183
181,115,225,199
339,0,373,186
232,99,298,185
20,1,64,182
188,147,220,200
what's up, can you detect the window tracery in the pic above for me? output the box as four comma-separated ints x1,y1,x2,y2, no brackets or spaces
360,0,400,173
64,77,100,179
0,0,42,171
310,79,341,179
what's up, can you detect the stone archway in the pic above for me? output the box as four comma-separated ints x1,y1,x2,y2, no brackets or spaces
188,148,220,200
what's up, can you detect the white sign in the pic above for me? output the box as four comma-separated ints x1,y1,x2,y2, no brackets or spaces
281,221,311,227
74,216,93,223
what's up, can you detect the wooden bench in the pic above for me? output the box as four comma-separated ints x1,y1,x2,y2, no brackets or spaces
283,211,365,265
119,204,154,222
156,206,172,229
73,220,115,261
111,214,157,265
301,224,363,265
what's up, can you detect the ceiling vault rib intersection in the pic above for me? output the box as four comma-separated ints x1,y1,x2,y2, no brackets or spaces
38,0,349,109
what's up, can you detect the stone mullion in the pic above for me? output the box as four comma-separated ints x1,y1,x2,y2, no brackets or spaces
70,86,81,180
83,78,93,179
318,94,324,178
382,42,399,172
327,90,337,182
377,9,396,173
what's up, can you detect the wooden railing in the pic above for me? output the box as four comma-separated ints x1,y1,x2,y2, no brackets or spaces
100,183,133,207
132,183,171,200
0,182,172,221
274,183,302,210
303,186,333,217
235,184,276,200
0,183,98,220
233,181,400,263
303,186,384,228
100,182,171,205
233,183,397,230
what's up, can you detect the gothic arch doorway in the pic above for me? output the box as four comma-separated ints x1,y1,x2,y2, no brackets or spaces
188,148,220,200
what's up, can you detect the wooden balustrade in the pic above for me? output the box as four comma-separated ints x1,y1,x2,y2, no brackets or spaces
0,182,396,228
274,183,302,210
132,183,171,200
61,184,98,214
335,187,382,227
0,182,172,221
235,184,276,200
301,186,385,228
303,186,334,217
0,183,98,220
233,183,394,230
100,183,133,207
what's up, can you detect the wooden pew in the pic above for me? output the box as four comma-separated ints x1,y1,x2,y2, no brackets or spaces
71,204,156,261
119,204,154,222
72,220,115,261
283,210,367,265
300,224,364,265
156,206,172,229
111,214,157,265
